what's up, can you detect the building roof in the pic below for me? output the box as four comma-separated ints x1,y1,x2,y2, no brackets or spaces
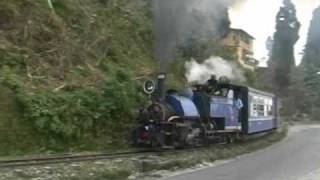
230,28,255,39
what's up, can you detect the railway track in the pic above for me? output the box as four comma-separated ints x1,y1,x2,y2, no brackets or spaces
0,132,275,169
0,145,218,169
0,150,156,168
0,146,210,169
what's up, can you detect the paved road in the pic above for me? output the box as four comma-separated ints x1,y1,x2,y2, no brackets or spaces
163,125,320,180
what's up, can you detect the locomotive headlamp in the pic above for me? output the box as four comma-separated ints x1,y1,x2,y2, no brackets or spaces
143,80,156,95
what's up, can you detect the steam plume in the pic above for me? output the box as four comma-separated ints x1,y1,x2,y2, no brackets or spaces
185,56,246,84
154,0,243,72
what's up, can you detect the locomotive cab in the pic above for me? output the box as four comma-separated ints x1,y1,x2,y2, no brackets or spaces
192,78,244,130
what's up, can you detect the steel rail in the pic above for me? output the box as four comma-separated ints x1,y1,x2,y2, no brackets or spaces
0,150,155,168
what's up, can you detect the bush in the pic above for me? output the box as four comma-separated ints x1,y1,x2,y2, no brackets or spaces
0,66,23,92
16,70,146,150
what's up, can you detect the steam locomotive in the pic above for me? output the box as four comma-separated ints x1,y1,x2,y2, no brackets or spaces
133,73,279,148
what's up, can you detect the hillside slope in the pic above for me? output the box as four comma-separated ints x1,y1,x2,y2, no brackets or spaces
0,0,156,154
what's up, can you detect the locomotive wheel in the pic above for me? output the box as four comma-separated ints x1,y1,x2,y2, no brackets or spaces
173,124,188,149
199,124,208,145
151,133,165,149
226,134,235,144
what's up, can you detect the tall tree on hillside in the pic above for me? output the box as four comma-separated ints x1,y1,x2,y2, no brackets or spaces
301,6,320,69
300,6,320,117
268,0,300,92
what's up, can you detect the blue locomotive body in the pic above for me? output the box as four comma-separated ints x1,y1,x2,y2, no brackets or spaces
134,74,279,148
165,94,200,119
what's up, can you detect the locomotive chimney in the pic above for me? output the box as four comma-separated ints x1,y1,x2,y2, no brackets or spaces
156,72,167,102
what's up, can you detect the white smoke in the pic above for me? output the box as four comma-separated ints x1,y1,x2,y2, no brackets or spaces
185,56,246,84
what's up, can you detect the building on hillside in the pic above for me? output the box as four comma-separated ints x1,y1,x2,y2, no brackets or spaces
222,28,259,70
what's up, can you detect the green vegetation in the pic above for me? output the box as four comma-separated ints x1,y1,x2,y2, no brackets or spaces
266,3,320,120
16,70,146,151
263,0,320,120
0,0,157,154
297,6,320,120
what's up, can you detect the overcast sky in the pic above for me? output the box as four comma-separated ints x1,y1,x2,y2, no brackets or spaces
229,0,320,66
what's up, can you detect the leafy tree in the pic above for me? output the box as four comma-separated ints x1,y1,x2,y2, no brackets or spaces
268,0,300,92
300,6,320,119
301,6,320,69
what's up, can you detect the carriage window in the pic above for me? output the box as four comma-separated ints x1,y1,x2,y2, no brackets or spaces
257,104,265,116
251,103,258,117
265,98,273,116
250,94,273,117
